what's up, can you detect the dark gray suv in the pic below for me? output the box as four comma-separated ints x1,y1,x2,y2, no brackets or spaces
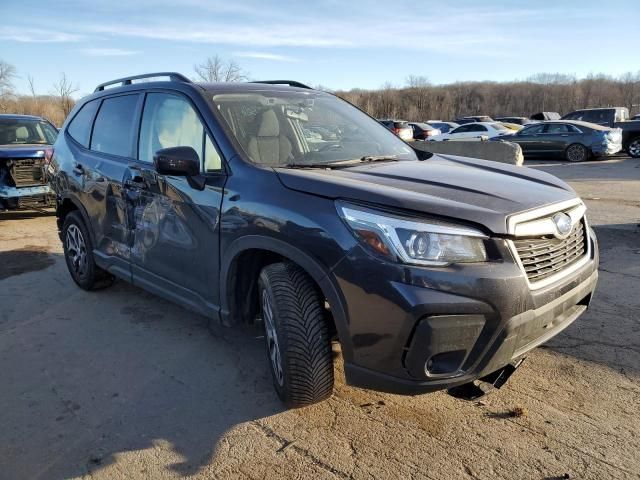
49,73,599,407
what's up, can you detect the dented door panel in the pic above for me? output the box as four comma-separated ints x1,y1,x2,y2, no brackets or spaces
126,167,225,314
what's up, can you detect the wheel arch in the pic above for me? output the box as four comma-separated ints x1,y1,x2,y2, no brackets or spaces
219,235,353,360
56,194,96,246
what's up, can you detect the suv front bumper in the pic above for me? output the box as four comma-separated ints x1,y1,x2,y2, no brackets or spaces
331,230,599,395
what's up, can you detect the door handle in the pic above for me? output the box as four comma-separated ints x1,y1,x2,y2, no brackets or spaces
73,163,84,175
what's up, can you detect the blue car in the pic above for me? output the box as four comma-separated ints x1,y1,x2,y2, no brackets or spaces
0,114,58,210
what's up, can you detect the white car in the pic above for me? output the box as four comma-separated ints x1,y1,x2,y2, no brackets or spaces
429,122,514,141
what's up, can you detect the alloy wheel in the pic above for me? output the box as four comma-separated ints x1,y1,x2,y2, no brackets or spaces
567,144,587,162
262,289,284,386
66,224,88,277
629,139,640,158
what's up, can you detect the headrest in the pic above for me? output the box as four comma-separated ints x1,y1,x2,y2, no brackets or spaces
257,109,280,137
15,126,29,140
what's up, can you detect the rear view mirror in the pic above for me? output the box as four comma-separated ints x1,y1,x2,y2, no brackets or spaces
154,146,200,177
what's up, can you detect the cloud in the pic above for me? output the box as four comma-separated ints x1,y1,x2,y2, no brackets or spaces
0,27,83,43
234,52,299,62
80,48,141,56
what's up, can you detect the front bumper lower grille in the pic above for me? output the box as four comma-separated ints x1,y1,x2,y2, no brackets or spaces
513,219,587,283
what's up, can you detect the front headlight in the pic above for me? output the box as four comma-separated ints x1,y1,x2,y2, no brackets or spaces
337,202,488,266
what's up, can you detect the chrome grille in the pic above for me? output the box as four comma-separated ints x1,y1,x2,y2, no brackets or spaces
513,219,587,283
9,159,46,187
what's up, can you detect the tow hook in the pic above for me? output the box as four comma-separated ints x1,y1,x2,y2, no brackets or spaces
447,358,525,401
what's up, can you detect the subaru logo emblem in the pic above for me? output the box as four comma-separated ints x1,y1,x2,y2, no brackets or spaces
552,213,573,238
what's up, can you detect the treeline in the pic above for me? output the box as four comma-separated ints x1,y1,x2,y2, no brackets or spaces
2,54,640,126
335,73,640,121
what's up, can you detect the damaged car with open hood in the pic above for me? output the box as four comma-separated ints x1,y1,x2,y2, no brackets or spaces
0,114,57,210
48,73,599,407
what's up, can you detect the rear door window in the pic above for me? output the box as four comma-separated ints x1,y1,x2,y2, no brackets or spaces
91,95,139,157
67,99,100,148
544,124,571,134
452,125,471,134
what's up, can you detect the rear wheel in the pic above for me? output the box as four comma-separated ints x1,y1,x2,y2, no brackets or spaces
628,137,640,158
62,211,113,290
258,262,334,407
565,143,589,162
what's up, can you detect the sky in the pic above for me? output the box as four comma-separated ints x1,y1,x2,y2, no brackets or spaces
1,0,638,97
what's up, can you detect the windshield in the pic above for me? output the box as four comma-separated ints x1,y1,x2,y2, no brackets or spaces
489,123,509,131
0,118,58,146
211,91,416,167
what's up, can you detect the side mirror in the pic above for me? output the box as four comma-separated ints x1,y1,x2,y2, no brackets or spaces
154,146,200,177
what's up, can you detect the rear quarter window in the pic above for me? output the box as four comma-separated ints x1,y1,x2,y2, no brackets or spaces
67,100,100,148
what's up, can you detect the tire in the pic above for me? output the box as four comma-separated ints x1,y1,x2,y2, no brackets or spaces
258,262,334,407
565,143,589,162
628,137,640,158
62,211,113,290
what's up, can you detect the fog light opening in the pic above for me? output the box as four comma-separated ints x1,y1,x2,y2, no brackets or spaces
424,350,467,377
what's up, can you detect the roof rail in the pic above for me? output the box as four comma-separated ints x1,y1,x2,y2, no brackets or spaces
94,72,192,92
250,80,313,90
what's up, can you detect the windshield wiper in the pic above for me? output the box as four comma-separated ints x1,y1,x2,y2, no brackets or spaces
360,155,398,162
285,155,399,169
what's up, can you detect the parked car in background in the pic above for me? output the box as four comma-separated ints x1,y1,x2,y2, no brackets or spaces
429,122,513,141
427,121,459,134
0,114,58,210
49,73,599,408
454,115,494,125
379,119,414,141
561,107,629,128
495,116,534,126
632,114,640,121
560,107,640,157
530,112,561,121
408,122,440,140
492,120,622,162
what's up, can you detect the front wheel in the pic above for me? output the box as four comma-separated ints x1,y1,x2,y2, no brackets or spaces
258,262,334,407
565,143,589,162
628,137,640,158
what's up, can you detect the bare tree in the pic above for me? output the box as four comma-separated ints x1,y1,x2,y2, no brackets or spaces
405,75,430,88
52,73,78,118
194,55,248,83
0,59,17,111
0,59,16,94
618,71,640,113
27,75,37,98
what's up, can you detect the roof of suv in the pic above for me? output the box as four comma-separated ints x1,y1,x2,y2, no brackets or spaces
92,72,317,96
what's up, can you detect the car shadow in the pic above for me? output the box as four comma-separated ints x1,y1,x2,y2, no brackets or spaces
542,223,640,377
0,252,286,479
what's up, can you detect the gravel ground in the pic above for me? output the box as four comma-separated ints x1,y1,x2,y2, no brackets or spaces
0,156,638,480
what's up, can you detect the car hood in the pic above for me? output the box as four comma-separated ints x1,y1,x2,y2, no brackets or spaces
275,154,577,235
0,145,48,159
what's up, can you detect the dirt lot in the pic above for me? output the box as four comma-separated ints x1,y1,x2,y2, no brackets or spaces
1,156,639,480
